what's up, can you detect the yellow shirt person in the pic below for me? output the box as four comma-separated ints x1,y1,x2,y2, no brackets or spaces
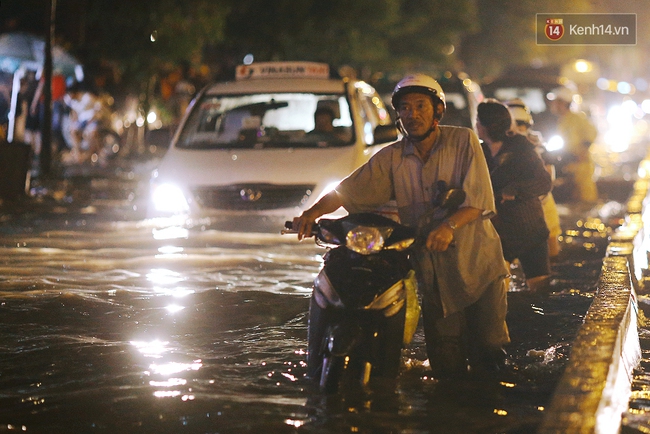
550,87,599,203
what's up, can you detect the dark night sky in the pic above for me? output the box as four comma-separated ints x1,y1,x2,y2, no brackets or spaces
1,0,85,47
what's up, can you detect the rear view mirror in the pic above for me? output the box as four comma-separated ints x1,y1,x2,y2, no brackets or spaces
372,124,399,145
440,189,466,211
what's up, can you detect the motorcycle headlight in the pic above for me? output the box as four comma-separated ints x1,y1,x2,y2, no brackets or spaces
345,225,393,255
152,183,189,214
546,135,564,152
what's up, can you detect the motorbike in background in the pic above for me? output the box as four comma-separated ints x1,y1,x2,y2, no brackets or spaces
60,91,123,165
284,185,466,393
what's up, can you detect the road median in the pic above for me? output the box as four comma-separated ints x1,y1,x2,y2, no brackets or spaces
538,166,650,433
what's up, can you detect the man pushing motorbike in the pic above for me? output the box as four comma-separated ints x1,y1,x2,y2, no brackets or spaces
294,74,510,378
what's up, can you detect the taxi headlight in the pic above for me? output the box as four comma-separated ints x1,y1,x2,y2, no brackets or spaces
345,225,393,255
152,183,189,213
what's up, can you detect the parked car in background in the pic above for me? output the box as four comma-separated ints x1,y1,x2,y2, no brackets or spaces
148,61,398,230
437,71,484,131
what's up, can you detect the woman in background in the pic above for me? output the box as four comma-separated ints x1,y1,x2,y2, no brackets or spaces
477,99,553,292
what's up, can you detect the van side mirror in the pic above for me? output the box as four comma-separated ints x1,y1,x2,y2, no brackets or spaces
372,124,399,145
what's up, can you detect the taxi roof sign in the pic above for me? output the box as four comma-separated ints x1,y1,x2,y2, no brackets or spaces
236,62,330,80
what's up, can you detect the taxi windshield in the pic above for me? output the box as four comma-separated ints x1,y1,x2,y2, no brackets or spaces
176,93,354,149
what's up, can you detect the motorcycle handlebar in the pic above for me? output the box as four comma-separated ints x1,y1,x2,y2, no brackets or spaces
281,218,457,249
281,220,296,235
281,220,319,237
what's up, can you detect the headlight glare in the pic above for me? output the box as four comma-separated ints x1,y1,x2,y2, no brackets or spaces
546,135,564,152
152,183,189,214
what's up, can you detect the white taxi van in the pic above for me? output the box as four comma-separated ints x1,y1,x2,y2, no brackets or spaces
148,61,398,229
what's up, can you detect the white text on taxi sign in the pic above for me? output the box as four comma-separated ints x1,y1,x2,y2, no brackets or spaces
236,62,330,80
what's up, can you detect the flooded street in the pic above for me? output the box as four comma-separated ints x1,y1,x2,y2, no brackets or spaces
0,155,631,433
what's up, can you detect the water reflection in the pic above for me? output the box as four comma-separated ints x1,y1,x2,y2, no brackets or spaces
157,245,184,255
0,158,630,433
165,304,185,313
152,226,189,240
131,339,170,358
131,338,203,402
148,360,202,378
146,268,185,286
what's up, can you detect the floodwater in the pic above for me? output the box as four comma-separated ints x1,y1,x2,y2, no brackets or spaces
0,156,629,433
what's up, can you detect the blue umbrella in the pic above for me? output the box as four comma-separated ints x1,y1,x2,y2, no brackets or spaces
0,32,83,142
0,31,82,77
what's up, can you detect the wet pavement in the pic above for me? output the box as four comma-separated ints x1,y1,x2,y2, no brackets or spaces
622,330,650,433
0,151,640,433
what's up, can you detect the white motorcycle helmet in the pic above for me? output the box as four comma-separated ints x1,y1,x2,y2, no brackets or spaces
391,74,446,120
505,98,533,126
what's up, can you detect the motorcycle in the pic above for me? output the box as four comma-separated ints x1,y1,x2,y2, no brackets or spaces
60,92,123,165
283,185,466,393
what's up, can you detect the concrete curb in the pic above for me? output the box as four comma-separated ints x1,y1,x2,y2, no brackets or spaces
538,175,648,434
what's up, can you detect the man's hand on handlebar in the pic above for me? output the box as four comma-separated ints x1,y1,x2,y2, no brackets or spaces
289,190,344,241
293,212,318,241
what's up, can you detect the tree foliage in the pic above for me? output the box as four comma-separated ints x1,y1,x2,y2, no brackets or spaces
459,0,593,79
219,0,476,75
3,0,646,92
69,0,477,89
77,0,230,93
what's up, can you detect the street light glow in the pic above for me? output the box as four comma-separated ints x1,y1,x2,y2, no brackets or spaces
574,59,592,73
